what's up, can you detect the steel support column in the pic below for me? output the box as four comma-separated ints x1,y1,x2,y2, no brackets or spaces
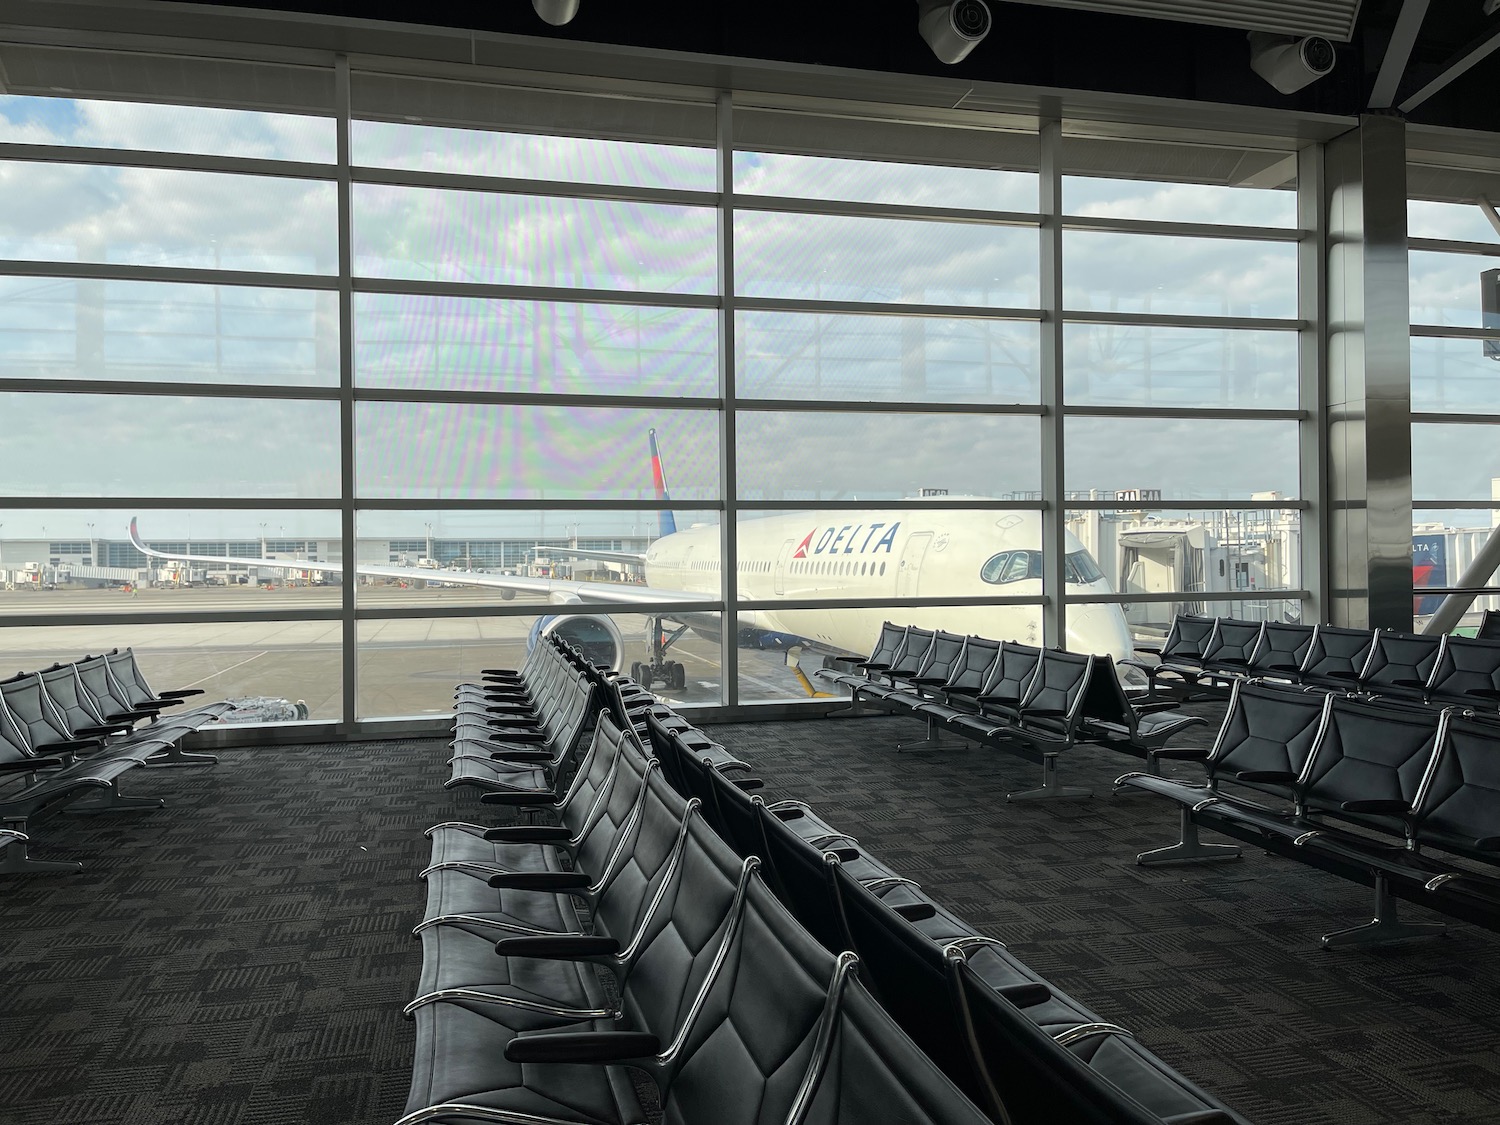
335,55,358,727
717,92,740,707
1325,114,1413,630
1039,116,1066,650
1298,143,1329,627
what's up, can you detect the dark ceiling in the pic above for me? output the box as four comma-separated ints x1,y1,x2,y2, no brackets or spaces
178,0,1500,133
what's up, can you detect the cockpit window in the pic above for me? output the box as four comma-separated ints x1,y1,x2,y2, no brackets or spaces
980,550,1042,584
982,549,1104,586
1065,550,1104,585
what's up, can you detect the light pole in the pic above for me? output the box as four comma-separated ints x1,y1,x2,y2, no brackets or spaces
86,522,94,568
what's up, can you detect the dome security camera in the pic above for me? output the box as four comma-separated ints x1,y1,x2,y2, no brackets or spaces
1248,31,1335,94
531,0,581,26
918,0,992,65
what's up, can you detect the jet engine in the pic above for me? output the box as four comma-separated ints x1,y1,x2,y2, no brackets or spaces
529,613,624,673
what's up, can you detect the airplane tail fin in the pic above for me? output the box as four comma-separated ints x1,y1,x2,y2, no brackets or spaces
649,428,678,537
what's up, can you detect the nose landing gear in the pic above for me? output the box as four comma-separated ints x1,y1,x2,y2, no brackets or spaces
630,619,689,692
629,659,685,691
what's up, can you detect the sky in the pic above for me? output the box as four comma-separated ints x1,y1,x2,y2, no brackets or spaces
0,93,1496,541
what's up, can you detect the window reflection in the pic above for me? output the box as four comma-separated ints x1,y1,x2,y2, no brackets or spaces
739,311,1039,404
352,185,716,293
1063,175,1296,227
1063,324,1296,409
0,278,337,386
735,150,1036,211
1063,231,1297,318
0,93,335,162
0,394,340,498
736,211,1038,307
0,162,337,272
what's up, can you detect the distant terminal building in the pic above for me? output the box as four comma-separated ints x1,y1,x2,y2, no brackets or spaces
0,534,652,588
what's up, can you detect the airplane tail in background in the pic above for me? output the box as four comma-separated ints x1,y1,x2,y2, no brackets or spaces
649,427,678,538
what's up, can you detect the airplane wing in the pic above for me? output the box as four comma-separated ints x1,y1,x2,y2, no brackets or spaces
531,544,648,566
127,519,705,607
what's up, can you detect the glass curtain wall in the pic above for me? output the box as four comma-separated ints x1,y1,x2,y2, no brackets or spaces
1408,159,1500,627
1059,135,1307,641
728,108,1046,702
0,56,1316,722
0,88,349,715
347,75,723,715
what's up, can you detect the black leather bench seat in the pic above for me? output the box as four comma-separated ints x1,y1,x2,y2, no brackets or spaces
405,1001,639,1125
405,639,1252,1125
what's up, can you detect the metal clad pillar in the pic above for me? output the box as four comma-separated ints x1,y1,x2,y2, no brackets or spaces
336,54,358,729
1325,114,1413,630
1298,143,1328,627
1039,116,1066,650
717,92,739,707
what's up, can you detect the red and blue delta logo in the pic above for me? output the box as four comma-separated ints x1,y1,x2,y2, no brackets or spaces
791,523,901,559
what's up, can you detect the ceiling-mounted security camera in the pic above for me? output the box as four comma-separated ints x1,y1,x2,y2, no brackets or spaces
531,0,581,26
1248,31,1335,94
918,0,991,65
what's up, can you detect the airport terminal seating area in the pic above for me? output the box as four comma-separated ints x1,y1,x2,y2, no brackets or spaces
811,623,1210,799
1121,681,1500,944
815,610,1500,954
6,638,1500,1124
1118,612,1500,709
0,646,227,875
403,635,1251,1125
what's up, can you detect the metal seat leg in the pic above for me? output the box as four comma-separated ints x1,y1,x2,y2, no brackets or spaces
146,743,219,767
1321,873,1446,949
1008,754,1092,801
65,784,166,814
1137,807,1242,865
823,689,870,719
897,713,951,753
0,831,83,874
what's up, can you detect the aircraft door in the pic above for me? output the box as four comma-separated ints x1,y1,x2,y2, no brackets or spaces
895,532,932,599
774,538,795,596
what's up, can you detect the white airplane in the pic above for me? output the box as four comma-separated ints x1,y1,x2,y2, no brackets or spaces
128,432,1132,689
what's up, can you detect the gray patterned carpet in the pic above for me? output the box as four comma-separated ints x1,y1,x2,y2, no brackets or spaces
0,739,469,1125
3,711,1500,1125
710,705,1500,1125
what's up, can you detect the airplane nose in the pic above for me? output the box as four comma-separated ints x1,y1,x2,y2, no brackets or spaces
1066,603,1134,666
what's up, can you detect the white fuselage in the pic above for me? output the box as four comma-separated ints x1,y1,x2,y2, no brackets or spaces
642,509,1133,663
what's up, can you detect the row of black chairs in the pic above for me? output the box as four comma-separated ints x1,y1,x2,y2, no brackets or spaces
1125,614,1500,711
444,636,625,801
0,647,229,874
406,643,1000,1125
813,623,1207,797
1119,678,1500,948
644,704,1250,1124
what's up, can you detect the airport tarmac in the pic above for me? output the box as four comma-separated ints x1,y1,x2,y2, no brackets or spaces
0,584,827,720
